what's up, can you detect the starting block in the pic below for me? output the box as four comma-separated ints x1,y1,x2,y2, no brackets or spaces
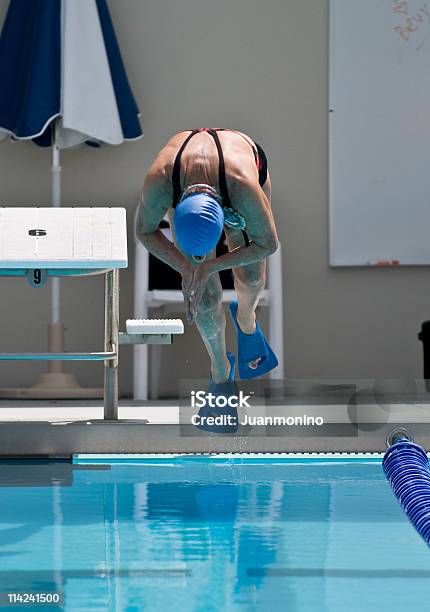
0,207,184,418
120,319,184,345
126,319,184,335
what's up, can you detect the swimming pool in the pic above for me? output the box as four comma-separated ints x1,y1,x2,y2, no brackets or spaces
0,457,429,612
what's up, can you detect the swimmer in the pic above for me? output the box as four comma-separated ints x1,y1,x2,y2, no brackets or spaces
136,128,279,384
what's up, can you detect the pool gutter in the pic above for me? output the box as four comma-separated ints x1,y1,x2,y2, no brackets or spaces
0,420,429,458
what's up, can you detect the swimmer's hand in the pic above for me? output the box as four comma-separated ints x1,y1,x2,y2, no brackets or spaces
187,263,213,323
181,261,213,324
180,262,195,324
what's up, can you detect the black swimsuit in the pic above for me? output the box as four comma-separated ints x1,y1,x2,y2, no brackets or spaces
171,128,269,247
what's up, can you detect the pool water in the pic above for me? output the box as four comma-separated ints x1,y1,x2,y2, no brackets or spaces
0,458,429,611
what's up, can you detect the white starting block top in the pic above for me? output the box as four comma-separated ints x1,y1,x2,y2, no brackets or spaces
0,207,127,269
126,319,184,335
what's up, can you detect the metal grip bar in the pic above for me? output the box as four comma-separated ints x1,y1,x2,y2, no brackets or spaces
0,352,116,361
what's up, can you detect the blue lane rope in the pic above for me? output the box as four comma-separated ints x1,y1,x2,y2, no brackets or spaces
383,436,430,545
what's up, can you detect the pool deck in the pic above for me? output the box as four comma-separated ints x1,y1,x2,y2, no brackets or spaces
0,398,429,457
0,400,179,423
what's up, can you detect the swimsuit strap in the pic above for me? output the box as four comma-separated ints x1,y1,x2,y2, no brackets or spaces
209,130,250,247
215,128,267,187
255,141,268,187
206,129,232,208
172,129,200,208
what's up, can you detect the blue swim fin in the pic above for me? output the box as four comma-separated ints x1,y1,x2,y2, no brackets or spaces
195,352,239,434
229,301,279,380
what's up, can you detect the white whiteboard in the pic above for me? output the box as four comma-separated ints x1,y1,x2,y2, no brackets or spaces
330,0,430,266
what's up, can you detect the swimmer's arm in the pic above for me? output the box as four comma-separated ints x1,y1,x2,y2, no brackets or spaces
206,180,278,274
135,174,191,274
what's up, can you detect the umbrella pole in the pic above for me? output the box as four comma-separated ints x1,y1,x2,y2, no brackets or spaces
48,144,64,375
15,142,103,398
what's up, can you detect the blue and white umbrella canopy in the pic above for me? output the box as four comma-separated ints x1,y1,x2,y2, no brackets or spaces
0,0,143,148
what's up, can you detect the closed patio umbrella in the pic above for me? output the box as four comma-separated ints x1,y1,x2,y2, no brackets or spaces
0,0,143,397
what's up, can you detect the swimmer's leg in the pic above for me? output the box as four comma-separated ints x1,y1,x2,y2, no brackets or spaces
196,352,239,433
168,210,231,384
225,227,278,379
194,272,231,384
224,227,266,334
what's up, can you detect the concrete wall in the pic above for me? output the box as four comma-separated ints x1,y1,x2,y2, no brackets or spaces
0,0,428,397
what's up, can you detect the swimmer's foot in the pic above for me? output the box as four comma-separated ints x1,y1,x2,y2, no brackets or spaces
235,309,256,334
229,301,279,380
210,353,233,384
195,352,239,434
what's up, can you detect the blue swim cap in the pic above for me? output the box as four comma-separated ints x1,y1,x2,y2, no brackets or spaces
174,193,224,256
